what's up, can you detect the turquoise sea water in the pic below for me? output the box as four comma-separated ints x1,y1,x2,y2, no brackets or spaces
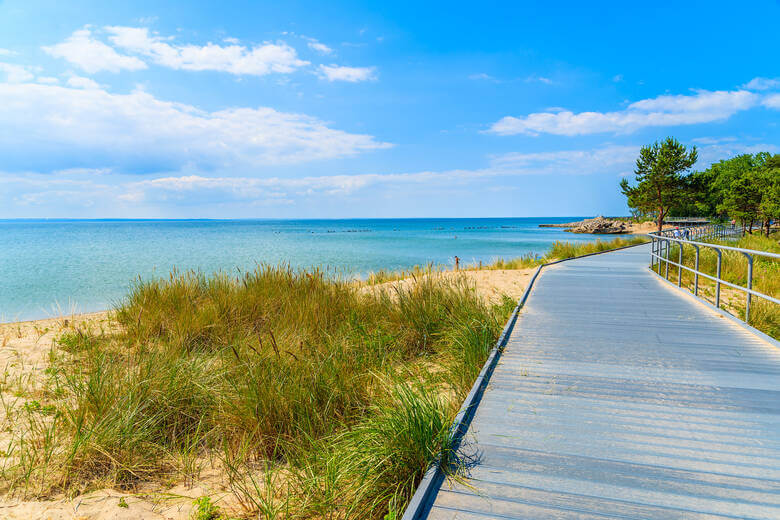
0,218,637,322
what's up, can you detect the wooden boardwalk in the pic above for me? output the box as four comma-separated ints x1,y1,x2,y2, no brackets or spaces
423,244,780,519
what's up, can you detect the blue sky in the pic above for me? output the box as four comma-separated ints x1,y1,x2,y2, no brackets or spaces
0,0,778,218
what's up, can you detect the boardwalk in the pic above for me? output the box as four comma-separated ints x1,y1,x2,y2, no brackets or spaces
423,244,780,519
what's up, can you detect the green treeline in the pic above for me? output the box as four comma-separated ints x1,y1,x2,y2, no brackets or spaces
620,137,780,235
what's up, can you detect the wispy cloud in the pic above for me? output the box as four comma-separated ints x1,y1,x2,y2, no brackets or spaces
42,27,147,73
65,75,102,89
742,77,780,91
489,145,640,175
0,62,36,83
0,80,391,174
468,73,497,82
4,140,775,214
763,93,780,109
525,75,554,85
488,88,763,136
306,39,333,55
318,64,376,82
105,26,309,76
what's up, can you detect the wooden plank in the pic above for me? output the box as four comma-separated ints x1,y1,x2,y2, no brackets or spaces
421,244,780,519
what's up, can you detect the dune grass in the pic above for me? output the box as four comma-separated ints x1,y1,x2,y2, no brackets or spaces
0,234,649,518
1,267,511,518
658,232,779,339
365,235,650,283
544,235,649,260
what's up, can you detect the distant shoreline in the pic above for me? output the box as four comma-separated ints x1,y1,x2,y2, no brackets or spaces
1,217,641,323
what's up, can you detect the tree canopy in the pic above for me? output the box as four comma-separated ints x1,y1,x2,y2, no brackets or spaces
620,139,779,236
620,137,698,232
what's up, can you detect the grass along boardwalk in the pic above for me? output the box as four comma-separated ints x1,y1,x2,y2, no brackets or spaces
415,243,780,519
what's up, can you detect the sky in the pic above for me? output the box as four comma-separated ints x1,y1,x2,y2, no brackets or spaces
0,0,778,219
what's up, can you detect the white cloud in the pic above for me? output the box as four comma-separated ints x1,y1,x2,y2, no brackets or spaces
764,93,780,109
42,27,147,73
526,76,553,85
123,144,648,203
489,145,640,176
612,74,623,82
690,136,737,145
318,64,376,82
7,140,776,213
66,75,102,89
106,26,309,76
0,48,17,56
696,142,779,166
469,73,497,81
0,81,391,173
742,77,780,91
489,89,761,136
307,40,333,54
36,76,59,84
0,62,35,83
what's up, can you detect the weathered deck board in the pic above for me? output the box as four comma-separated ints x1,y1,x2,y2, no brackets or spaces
424,244,780,519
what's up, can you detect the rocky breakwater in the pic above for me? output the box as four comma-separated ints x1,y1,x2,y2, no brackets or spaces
539,216,628,234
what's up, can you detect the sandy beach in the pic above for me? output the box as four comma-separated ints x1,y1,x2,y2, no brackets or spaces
0,268,535,520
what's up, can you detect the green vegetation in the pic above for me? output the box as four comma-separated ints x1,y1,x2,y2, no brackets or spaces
621,140,780,236
0,235,648,518
1,267,506,518
620,137,698,232
368,236,649,282
192,496,227,520
545,236,648,260
659,232,780,339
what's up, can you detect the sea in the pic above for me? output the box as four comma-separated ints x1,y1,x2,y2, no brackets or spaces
0,218,637,322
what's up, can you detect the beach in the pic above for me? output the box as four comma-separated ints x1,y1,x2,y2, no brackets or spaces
0,218,640,323
0,266,538,519
0,232,650,519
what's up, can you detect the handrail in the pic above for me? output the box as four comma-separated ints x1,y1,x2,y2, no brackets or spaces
647,224,779,324
663,216,712,223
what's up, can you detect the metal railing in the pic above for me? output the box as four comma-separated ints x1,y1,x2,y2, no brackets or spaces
648,224,780,324
654,223,740,241
663,216,713,224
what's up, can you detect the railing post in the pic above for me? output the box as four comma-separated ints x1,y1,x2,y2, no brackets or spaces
742,252,753,323
678,240,683,287
665,239,670,280
693,244,700,296
715,249,722,308
650,237,655,269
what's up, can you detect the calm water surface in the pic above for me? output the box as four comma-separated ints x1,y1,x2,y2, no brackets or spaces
0,218,635,321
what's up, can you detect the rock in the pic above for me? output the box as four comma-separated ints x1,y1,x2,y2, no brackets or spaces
565,216,628,234
539,216,628,234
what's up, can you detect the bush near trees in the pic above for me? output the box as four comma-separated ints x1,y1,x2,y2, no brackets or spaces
621,138,780,236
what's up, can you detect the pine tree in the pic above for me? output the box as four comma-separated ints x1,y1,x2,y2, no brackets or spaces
620,137,698,232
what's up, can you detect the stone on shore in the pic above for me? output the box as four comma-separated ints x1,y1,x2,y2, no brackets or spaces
540,216,628,234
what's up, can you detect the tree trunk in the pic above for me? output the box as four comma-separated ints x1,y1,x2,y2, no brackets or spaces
766,220,771,237
748,220,754,234
657,207,664,232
